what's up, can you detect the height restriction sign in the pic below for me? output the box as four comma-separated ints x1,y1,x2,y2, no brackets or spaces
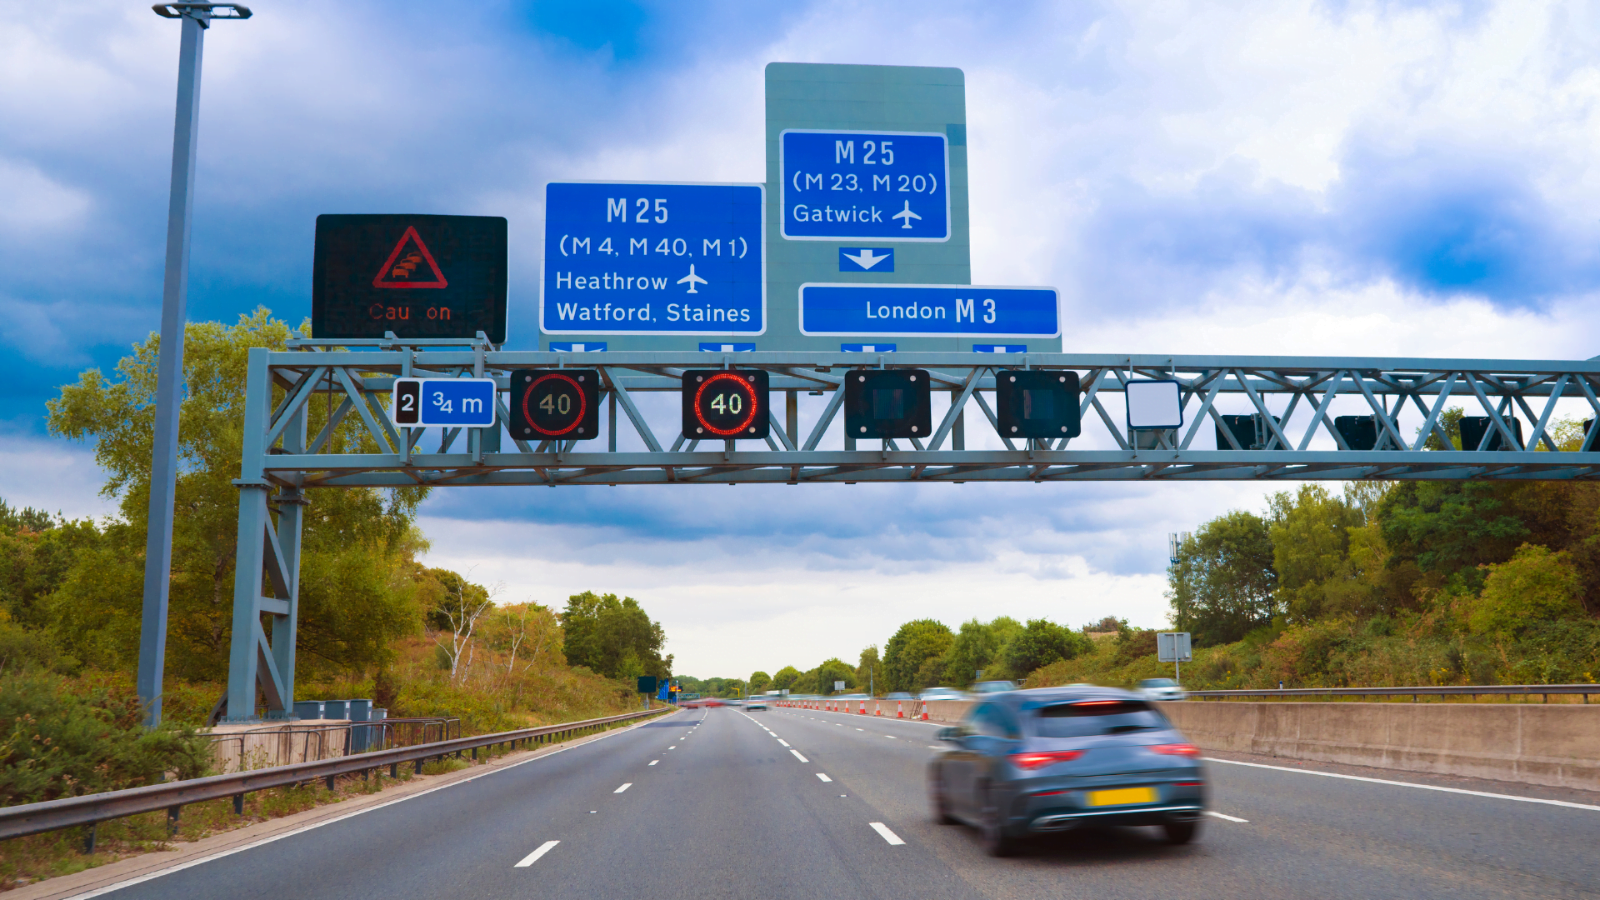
312,214,508,342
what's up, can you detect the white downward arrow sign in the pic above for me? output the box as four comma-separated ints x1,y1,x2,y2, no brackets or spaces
844,249,889,270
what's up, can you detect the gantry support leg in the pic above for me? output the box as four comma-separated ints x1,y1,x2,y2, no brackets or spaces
223,347,308,723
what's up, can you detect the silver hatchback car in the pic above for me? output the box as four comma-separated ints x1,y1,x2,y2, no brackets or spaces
928,686,1206,855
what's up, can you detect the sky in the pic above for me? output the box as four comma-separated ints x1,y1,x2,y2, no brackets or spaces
4,0,1600,681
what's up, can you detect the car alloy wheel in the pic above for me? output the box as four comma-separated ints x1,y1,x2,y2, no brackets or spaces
980,786,1016,857
930,768,958,825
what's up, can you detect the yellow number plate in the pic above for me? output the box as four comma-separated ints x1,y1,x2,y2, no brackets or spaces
1087,787,1158,807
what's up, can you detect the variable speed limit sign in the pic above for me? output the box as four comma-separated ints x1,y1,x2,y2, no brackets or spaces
681,370,769,440
509,369,600,440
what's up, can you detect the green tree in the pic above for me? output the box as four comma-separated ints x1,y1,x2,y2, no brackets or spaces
1469,544,1586,639
1270,485,1363,622
943,616,1021,685
45,310,428,680
559,591,670,680
1169,509,1279,645
882,619,953,692
748,670,771,694
771,666,802,692
815,657,855,694
1003,618,1090,678
1378,482,1530,582
855,646,880,694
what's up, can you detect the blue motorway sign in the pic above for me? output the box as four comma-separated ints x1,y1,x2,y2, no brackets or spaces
799,284,1060,338
542,182,765,335
780,131,950,242
390,378,497,428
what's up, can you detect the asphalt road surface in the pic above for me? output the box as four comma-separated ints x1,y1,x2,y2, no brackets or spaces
96,705,1600,899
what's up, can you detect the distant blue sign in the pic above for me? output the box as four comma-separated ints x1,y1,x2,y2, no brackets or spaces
781,131,950,242
800,284,1060,338
541,182,765,335
839,247,894,272
841,343,896,352
973,344,1027,353
548,341,607,352
390,378,497,428
699,342,756,352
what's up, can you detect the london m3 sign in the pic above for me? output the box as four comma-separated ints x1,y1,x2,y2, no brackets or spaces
799,284,1059,338
541,182,765,336
312,214,508,342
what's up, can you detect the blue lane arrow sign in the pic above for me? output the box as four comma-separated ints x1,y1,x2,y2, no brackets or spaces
839,247,894,272
800,284,1060,338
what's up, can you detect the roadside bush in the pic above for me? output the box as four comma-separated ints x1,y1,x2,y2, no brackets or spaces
0,673,209,806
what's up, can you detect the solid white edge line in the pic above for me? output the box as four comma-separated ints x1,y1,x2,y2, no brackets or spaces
68,709,678,899
869,822,906,845
1205,810,1249,823
1204,757,1600,812
817,773,833,782
790,749,810,763
615,782,632,793
514,839,561,867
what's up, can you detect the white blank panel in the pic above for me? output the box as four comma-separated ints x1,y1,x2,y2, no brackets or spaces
1126,380,1183,429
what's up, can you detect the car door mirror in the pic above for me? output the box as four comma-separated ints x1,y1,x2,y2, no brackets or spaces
937,726,960,742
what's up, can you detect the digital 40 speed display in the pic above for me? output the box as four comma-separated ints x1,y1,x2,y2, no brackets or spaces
509,369,601,440
681,369,769,440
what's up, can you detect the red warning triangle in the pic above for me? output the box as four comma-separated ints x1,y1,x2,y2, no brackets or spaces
372,226,448,289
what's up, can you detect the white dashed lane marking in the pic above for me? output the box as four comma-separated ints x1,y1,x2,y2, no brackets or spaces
1207,811,1248,823
790,749,810,763
649,760,659,766
816,773,832,783
870,823,905,845
514,840,560,868
615,783,632,793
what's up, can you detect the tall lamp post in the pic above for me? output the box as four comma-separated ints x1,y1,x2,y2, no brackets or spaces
138,3,251,728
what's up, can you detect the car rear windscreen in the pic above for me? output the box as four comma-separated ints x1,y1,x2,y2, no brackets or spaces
1030,700,1167,738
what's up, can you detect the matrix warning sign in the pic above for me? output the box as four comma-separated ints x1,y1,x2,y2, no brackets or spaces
312,214,507,342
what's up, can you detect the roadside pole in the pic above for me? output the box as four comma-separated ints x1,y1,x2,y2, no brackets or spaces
138,3,251,728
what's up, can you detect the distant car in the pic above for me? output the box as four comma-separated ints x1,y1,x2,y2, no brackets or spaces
1137,678,1187,702
969,680,1018,694
745,697,768,710
920,687,967,701
928,686,1206,855
885,692,915,700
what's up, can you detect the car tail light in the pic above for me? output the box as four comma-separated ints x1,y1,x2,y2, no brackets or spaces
1010,750,1084,770
1149,743,1201,757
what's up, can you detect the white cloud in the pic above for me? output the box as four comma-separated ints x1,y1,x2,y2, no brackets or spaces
0,158,91,236
0,435,115,520
417,514,1175,679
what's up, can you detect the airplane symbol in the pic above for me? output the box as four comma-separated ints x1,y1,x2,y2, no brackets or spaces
677,264,708,294
892,201,921,229
842,249,890,270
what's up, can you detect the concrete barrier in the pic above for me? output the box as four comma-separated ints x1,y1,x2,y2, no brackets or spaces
804,697,1600,791
1162,701,1600,792
206,721,354,773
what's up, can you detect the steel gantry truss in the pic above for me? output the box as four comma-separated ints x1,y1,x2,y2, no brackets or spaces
221,340,1600,720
